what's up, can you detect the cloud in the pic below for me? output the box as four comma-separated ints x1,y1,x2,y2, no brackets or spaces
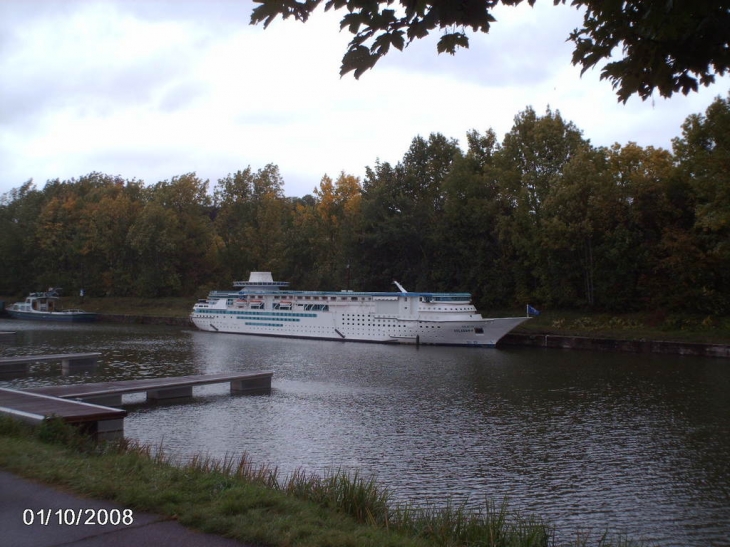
372,1,584,88
0,2,207,125
0,0,728,198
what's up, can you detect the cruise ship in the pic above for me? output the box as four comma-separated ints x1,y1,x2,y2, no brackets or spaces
190,272,529,347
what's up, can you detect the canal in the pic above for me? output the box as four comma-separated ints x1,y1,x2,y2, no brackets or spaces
1,320,728,546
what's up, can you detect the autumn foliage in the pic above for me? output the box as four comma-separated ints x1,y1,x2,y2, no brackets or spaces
1,96,729,314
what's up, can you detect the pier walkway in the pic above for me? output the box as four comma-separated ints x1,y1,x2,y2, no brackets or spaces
1,372,273,440
27,371,273,406
0,388,126,440
0,353,101,374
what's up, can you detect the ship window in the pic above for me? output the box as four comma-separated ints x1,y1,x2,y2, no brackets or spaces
475,327,484,334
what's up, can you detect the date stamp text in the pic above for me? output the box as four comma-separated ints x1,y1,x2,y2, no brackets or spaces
23,508,134,526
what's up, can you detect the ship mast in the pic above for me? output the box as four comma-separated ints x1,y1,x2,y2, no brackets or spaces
393,281,407,293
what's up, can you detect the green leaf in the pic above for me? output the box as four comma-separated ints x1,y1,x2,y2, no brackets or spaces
436,32,469,55
340,45,379,78
391,29,405,51
340,12,363,33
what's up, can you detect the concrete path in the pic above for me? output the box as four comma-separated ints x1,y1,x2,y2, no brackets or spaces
0,470,258,547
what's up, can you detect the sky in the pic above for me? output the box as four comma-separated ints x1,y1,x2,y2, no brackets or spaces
1,0,729,199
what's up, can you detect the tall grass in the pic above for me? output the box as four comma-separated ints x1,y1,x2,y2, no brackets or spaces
390,499,552,547
180,450,554,546
280,467,391,525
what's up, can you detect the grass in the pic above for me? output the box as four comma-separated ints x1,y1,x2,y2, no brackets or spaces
0,294,194,318
74,296,194,318
0,417,651,547
508,309,730,345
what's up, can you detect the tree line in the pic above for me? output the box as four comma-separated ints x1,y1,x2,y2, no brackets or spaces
1,96,728,315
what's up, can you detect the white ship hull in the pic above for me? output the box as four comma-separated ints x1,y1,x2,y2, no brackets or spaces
191,273,528,347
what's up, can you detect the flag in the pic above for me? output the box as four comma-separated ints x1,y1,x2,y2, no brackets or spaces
526,304,541,317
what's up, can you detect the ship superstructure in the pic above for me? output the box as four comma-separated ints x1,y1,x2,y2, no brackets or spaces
190,272,528,347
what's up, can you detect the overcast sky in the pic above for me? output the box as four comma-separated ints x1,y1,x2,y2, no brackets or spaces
2,0,729,198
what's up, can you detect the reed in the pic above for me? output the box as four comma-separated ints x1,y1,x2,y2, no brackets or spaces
279,467,392,525
175,449,554,546
388,498,552,547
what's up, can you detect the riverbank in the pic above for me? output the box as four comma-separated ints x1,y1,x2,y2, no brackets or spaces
2,295,728,357
0,417,646,547
96,313,192,326
93,313,730,358
499,333,730,358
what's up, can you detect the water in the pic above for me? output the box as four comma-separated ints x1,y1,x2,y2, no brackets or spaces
2,320,729,546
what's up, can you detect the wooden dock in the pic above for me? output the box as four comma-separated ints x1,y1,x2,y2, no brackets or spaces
27,371,274,406
0,372,273,440
0,387,126,441
0,353,101,374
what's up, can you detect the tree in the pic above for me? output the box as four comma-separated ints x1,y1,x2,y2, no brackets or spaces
213,168,258,281
128,173,217,296
356,133,459,290
212,164,288,282
541,142,678,310
79,176,144,296
435,128,514,307
356,160,414,289
286,172,362,288
0,181,43,294
251,0,730,102
495,106,590,304
568,0,730,102
538,146,604,307
34,179,94,293
127,201,183,297
671,93,730,313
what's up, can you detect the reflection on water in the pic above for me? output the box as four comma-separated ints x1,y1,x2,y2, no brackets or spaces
2,319,729,546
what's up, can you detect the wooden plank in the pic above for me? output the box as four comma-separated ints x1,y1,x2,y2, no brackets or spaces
0,353,101,366
27,371,273,399
0,388,126,424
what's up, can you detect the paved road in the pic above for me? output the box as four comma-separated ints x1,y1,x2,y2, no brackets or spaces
0,470,257,547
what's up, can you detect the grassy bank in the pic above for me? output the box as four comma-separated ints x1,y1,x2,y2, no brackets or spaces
74,296,194,318
0,294,193,319
0,417,647,547
83,298,730,345
511,309,730,345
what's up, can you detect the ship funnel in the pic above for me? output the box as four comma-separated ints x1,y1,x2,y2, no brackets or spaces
249,272,274,283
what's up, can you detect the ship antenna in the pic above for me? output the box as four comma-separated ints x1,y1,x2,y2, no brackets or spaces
393,280,407,293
